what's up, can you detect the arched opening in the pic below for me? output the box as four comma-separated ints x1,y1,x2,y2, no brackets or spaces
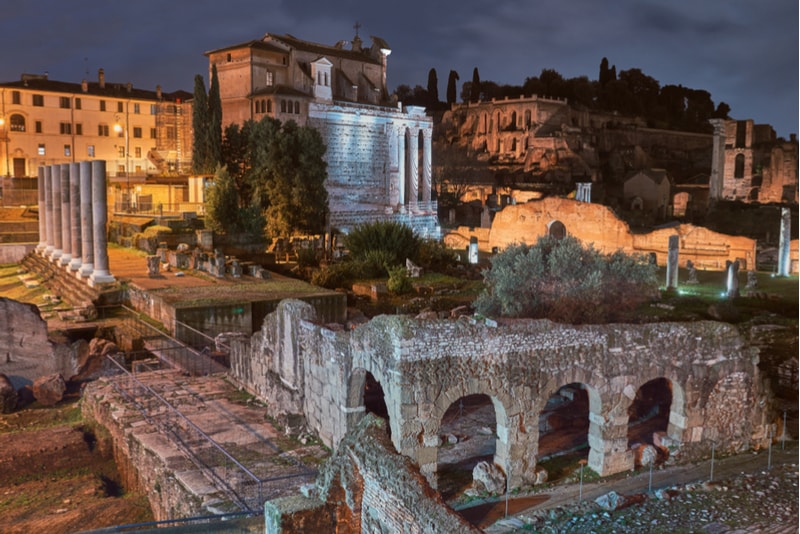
9,114,25,132
537,383,590,481
548,220,566,240
627,378,672,465
524,110,531,128
734,153,745,178
630,196,644,211
509,111,517,131
363,371,388,421
437,394,497,500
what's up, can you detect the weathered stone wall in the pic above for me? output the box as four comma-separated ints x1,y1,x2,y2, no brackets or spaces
229,299,772,491
0,243,36,263
265,415,480,534
445,198,757,271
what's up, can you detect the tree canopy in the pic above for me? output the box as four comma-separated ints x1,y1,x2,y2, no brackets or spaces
191,68,223,174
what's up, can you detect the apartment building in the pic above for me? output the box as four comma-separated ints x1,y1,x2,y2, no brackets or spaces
0,69,192,181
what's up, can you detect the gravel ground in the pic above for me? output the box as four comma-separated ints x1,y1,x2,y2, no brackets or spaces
485,445,798,533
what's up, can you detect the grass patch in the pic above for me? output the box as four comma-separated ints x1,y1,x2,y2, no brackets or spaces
0,399,83,435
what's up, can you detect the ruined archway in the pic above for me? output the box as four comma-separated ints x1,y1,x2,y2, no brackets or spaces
437,394,498,500
627,378,673,464
547,220,566,240
346,368,389,436
537,383,590,481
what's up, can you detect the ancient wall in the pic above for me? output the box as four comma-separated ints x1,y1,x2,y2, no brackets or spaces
265,415,479,533
229,299,772,492
445,198,757,271
0,243,36,263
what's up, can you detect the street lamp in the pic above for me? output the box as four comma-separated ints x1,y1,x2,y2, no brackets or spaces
114,117,130,210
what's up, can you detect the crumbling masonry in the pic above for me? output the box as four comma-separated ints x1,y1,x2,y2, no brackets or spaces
230,300,773,490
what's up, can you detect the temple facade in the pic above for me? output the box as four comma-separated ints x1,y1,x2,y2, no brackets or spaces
205,32,438,236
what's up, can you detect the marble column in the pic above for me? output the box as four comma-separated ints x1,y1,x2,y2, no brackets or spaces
68,162,82,271
78,161,94,278
666,235,679,291
422,128,432,204
777,207,791,277
50,164,63,262
36,167,47,253
42,166,54,257
408,128,419,206
89,160,115,286
59,163,72,266
397,127,406,207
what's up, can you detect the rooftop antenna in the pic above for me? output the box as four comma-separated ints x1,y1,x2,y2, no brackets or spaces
84,57,89,77
353,20,361,37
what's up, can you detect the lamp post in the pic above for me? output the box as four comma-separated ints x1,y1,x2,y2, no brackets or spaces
114,116,130,210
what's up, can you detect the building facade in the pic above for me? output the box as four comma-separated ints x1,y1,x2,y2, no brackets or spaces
205,32,438,236
0,70,192,184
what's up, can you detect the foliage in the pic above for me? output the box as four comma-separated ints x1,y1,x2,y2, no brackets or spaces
205,165,264,234
191,69,223,174
310,260,370,289
446,70,459,105
143,225,172,238
296,247,319,269
387,265,413,294
344,220,420,267
426,68,439,105
417,238,459,273
475,235,658,323
207,64,223,167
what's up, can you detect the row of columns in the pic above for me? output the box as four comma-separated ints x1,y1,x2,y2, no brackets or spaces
395,126,433,208
36,161,115,287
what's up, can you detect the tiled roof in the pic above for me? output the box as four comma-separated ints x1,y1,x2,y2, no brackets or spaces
250,84,309,98
269,33,383,65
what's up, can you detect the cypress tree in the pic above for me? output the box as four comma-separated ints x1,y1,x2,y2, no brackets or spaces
446,70,459,105
191,74,209,174
207,64,223,170
426,68,439,106
470,67,481,102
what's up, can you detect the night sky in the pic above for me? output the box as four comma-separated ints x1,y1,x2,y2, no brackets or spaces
1,0,797,137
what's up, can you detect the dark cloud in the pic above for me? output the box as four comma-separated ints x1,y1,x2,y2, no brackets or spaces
0,0,796,136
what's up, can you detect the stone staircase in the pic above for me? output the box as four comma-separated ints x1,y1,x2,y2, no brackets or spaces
20,252,124,309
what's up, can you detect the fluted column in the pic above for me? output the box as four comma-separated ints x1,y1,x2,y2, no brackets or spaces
78,161,94,278
42,166,54,257
397,127,406,207
422,128,432,203
50,165,63,262
68,162,82,271
89,160,115,286
408,128,419,205
59,164,72,266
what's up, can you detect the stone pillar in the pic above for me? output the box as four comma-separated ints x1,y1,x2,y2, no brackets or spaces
42,166,54,257
89,160,115,287
468,236,479,264
36,167,47,253
78,161,94,278
397,127,406,207
421,128,432,204
408,129,419,206
709,119,726,202
587,408,633,476
777,207,791,277
68,162,82,271
59,163,72,267
666,234,679,291
50,164,63,262
726,259,740,299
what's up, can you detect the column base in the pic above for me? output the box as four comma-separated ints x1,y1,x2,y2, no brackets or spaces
68,258,82,271
78,264,94,279
42,246,54,258
49,249,63,262
59,253,72,267
88,271,116,287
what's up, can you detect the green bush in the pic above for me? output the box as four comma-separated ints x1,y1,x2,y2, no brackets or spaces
143,225,172,238
387,265,413,294
417,238,459,273
475,235,658,323
296,247,319,269
344,221,420,266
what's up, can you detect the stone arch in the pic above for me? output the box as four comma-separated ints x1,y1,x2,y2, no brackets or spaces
524,110,531,128
734,153,745,178
345,367,391,436
9,113,26,132
630,196,644,210
547,219,566,239
510,111,517,131
625,376,686,465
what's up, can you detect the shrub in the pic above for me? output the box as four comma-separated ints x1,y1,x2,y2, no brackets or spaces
344,221,420,266
387,265,413,294
417,238,459,273
475,235,658,323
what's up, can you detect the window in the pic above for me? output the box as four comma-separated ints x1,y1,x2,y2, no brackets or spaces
227,53,232,62
166,126,176,139
294,101,300,114
9,114,25,132
59,97,70,109
117,165,125,174
87,145,95,157
324,72,329,86
64,144,71,156
59,122,72,135
135,146,142,158
266,71,274,86
75,98,81,110
35,121,42,133
11,91,20,105
734,153,745,179
150,104,157,115
118,146,125,158
75,123,82,135
100,100,106,112
133,103,140,114
38,144,45,156
133,127,142,138
98,124,109,136
281,100,286,113
150,128,156,139
32,94,44,106
117,101,124,112
267,100,272,113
